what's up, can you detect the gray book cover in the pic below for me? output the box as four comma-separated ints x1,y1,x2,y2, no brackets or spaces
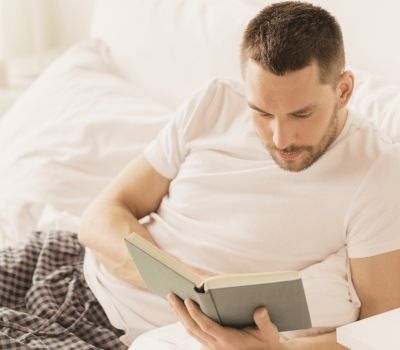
125,233,311,331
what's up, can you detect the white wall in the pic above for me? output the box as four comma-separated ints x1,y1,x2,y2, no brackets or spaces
0,0,95,86
51,0,95,50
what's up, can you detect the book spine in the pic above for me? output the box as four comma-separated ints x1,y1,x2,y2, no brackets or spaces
194,291,221,324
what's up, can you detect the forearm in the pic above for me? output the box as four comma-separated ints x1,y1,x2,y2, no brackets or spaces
285,331,348,350
79,198,156,287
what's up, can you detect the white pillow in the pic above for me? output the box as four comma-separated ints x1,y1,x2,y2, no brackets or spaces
349,68,400,141
0,39,172,248
91,0,267,109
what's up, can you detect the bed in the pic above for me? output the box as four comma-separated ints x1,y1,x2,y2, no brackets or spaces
0,0,399,349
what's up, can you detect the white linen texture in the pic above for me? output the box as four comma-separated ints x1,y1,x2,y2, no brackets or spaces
0,40,172,249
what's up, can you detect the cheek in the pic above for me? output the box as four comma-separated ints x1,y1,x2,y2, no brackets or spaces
306,110,334,143
251,115,273,141
295,120,327,146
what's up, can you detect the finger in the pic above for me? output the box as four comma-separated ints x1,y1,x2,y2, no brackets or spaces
185,298,226,338
242,307,273,338
168,294,216,345
253,307,277,334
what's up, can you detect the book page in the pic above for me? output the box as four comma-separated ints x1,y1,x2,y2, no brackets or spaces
203,270,299,291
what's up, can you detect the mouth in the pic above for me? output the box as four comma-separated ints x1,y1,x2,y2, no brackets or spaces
278,150,303,161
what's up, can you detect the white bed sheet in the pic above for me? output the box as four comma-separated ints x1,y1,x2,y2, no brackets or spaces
129,323,201,350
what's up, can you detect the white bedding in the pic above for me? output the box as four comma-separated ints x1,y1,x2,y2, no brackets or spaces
0,40,173,249
129,323,201,350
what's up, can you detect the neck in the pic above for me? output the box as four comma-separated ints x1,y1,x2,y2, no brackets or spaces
336,108,348,138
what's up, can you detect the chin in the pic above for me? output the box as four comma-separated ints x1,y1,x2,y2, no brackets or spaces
275,156,315,172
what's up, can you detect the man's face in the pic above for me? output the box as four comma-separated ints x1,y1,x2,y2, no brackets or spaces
244,59,345,172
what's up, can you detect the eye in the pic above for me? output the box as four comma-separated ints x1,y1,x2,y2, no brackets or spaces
258,112,274,119
293,111,312,118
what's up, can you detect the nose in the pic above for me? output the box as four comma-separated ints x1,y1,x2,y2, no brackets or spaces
271,118,296,150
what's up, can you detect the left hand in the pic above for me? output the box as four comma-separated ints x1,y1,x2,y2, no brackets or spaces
167,293,288,350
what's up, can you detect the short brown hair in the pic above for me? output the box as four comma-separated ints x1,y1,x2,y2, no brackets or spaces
241,1,345,84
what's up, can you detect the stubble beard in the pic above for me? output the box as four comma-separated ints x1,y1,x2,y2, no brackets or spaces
266,105,339,172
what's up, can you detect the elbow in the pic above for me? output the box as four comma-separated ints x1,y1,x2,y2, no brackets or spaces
78,203,95,248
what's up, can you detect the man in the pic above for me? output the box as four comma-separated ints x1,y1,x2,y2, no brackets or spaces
1,1,398,349
79,1,400,349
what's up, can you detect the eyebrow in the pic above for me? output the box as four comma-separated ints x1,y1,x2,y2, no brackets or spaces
247,102,317,116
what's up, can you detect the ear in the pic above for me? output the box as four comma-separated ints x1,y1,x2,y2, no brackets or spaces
336,70,354,109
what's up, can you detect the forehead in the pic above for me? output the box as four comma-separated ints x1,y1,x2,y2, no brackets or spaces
244,60,330,112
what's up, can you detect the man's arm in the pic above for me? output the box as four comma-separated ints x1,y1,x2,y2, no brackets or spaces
349,249,400,319
286,250,400,349
79,155,171,288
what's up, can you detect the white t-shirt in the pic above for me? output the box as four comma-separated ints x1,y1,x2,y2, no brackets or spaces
84,78,400,345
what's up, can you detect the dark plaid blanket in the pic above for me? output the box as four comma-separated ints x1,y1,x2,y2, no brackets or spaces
0,230,128,349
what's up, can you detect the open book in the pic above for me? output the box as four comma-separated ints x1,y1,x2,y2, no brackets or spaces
124,232,311,331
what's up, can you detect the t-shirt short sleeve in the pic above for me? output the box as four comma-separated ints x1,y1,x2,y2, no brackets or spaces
345,146,400,258
143,113,187,179
143,80,218,179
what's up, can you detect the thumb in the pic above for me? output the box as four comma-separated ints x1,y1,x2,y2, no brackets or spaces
254,307,275,332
